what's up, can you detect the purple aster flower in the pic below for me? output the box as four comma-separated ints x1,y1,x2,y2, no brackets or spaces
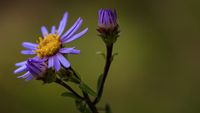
14,57,47,81
21,12,88,71
98,9,117,31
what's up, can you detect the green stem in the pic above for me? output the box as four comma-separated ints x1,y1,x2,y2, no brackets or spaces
93,44,113,104
70,67,99,113
83,91,98,113
55,77,84,100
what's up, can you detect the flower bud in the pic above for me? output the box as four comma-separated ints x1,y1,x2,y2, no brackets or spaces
98,9,117,31
26,58,47,79
97,9,119,45
14,57,47,81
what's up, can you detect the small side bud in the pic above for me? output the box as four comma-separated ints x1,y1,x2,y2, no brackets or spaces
14,57,48,81
26,58,47,79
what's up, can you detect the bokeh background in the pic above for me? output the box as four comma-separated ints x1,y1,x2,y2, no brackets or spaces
0,0,200,113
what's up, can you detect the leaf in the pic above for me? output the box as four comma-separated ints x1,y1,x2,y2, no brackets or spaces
74,71,82,80
97,74,103,93
75,100,85,112
69,76,80,84
111,52,118,62
75,100,92,113
61,92,81,101
83,108,92,113
105,104,112,113
69,67,82,80
96,51,105,59
79,83,96,96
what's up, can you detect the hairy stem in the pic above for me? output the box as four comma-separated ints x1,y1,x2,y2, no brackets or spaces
55,77,84,100
93,44,113,104
70,67,99,113
83,91,98,113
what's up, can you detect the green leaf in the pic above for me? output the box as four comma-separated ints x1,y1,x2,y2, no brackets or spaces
61,92,81,101
97,74,103,93
69,67,82,80
105,104,112,113
75,100,92,113
69,76,80,84
96,51,105,59
83,108,92,113
111,52,118,62
75,100,85,112
79,83,96,96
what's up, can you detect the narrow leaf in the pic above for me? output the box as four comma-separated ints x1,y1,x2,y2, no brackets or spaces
111,52,118,62
69,76,81,84
75,100,91,113
96,51,105,59
97,74,103,92
61,92,81,101
105,104,112,113
79,83,96,96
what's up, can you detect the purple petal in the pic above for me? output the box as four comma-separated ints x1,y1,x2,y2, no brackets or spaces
48,56,54,68
56,53,70,68
51,26,56,34
21,50,35,55
25,75,34,81
59,47,75,53
14,65,26,74
58,12,68,36
100,10,105,24
60,17,82,40
17,72,30,78
62,28,88,44
104,11,109,26
59,47,80,54
15,61,26,67
98,9,104,25
53,56,60,71
98,10,101,24
22,42,38,50
41,26,48,37
70,49,80,54
26,63,41,75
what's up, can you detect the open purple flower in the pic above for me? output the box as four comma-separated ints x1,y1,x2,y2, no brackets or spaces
21,12,88,71
14,57,47,81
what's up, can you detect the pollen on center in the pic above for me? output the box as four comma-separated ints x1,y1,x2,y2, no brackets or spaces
36,34,61,58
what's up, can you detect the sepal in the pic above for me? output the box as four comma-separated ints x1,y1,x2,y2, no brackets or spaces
57,68,80,84
39,68,56,83
98,25,119,46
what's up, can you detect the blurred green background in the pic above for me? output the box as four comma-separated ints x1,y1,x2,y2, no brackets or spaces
1,0,200,113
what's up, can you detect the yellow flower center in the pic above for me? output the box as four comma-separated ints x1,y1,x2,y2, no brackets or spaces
36,34,61,58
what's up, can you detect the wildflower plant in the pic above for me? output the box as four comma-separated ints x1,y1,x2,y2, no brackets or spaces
14,9,119,113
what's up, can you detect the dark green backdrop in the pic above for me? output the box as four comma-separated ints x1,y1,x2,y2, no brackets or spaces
0,0,200,113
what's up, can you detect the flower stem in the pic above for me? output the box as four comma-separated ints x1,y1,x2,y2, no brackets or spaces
93,44,113,104
70,67,99,113
83,91,98,113
55,77,84,100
